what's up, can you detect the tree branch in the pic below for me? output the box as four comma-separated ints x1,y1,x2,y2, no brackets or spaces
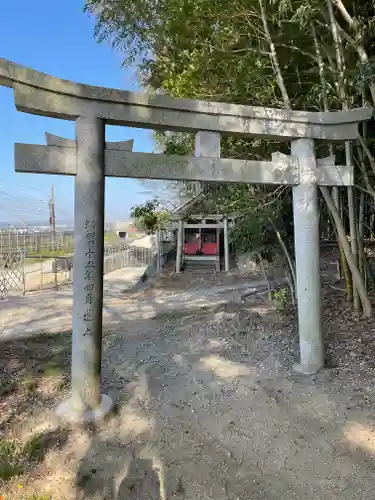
332,0,356,30
258,0,291,109
357,134,375,177
355,183,375,199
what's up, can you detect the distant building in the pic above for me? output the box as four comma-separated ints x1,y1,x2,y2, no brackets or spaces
115,225,137,238
112,220,138,237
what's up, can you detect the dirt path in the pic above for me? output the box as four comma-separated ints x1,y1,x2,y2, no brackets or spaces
2,284,375,499
89,302,375,500
0,272,266,340
0,266,149,340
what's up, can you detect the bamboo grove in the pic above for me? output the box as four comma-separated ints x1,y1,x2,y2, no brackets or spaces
85,0,375,316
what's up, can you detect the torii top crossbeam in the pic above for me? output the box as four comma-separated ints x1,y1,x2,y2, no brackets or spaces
0,58,372,141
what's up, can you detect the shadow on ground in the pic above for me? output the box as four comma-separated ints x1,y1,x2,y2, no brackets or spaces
2,287,375,498
73,299,375,500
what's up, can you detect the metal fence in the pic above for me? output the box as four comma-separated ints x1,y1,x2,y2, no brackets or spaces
0,250,25,299
21,255,73,295
0,235,176,298
0,230,74,254
0,242,161,298
103,244,154,274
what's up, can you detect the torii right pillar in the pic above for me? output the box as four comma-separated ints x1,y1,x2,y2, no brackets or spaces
292,138,323,375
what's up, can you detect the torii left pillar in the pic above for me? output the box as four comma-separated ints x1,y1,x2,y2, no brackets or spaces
56,116,113,422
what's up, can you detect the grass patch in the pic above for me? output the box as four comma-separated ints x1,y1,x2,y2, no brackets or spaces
271,287,290,310
24,430,69,464
0,439,24,481
104,232,120,243
23,496,52,500
23,435,46,463
0,377,18,398
0,334,72,494
1,334,71,386
42,361,62,378
20,375,38,396
0,332,71,421
0,430,70,483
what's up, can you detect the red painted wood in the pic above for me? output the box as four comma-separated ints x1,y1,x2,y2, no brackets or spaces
202,243,217,255
184,242,200,255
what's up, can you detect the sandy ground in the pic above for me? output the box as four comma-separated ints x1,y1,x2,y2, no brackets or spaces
0,268,269,341
0,266,149,340
2,256,375,499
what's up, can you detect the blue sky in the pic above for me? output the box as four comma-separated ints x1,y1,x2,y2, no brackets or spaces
0,0,154,226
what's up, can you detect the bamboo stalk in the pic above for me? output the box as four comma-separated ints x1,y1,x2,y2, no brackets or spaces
259,0,291,109
328,0,360,310
358,190,365,281
268,217,296,292
320,186,372,317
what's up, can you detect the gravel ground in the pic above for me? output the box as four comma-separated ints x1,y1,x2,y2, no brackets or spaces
146,260,285,293
2,252,375,499
2,284,375,499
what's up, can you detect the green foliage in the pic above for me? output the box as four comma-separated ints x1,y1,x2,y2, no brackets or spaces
21,375,38,396
202,182,293,257
0,430,68,483
231,214,277,258
23,496,52,500
155,132,194,156
23,434,51,463
86,0,332,106
84,0,305,255
42,360,62,378
130,200,169,234
0,377,17,397
271,287,290,310
85,0,375,265
0,439,24,481
85,0,375,126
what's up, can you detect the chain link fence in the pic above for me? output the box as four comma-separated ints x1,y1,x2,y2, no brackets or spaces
0,250,25,299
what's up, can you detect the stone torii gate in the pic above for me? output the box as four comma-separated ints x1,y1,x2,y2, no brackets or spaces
0,58,372,422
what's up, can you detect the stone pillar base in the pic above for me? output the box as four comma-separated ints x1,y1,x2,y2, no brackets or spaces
55,394,113,423
293,362,323,376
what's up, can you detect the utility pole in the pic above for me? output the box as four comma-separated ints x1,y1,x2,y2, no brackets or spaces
49,184,56,252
